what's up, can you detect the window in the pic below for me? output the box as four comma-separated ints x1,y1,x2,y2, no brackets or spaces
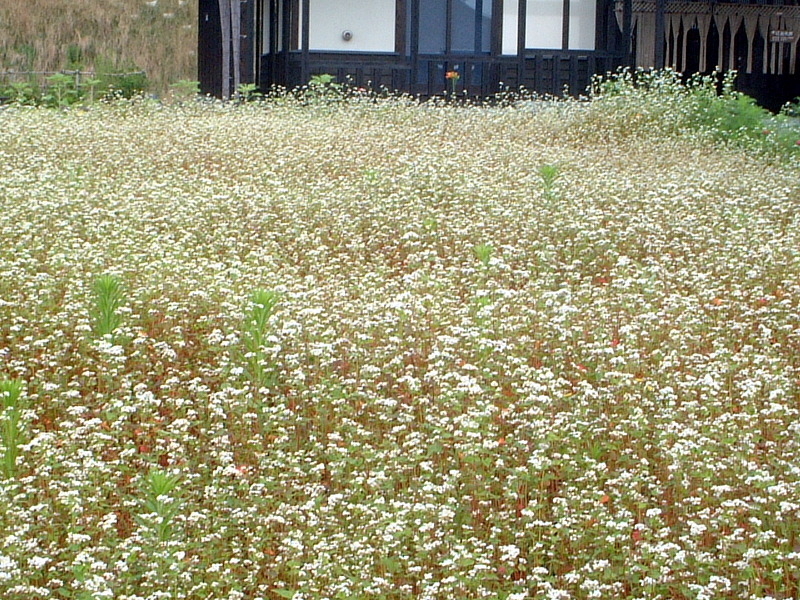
419,0,492,54
503,0,597,52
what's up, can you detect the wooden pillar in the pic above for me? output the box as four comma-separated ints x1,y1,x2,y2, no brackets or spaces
301,0,309,83
396,0,407,55
745,15,757,73
622,0,633,66
670,15,679,68
219,0,231,97
232,0,241,94
680,17,689,72
492,0,503,56
728,15,740,72
697,15,710,72
518,0,527,83
654,0,666,68
410,0,419,89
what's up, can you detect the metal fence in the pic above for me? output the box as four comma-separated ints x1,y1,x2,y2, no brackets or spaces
0,69,147,89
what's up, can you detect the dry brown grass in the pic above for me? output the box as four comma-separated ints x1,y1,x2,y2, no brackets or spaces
0,0,197,92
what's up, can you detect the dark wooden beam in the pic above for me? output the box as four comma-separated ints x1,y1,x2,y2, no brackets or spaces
491,0,503,56
219,0,231,97
301,0,309,82
396,0,407,55
518,0,527,80
654,0,666,68
476,0,484,53
446,0,453,53
289,0,299,49
410,0,420,87
622,0,633,66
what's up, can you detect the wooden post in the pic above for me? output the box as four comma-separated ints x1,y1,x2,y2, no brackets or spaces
302,0,310,71
232,0,242,95
622,0,633,67
654,0,666,68
219,0,231,97
518,0,527,85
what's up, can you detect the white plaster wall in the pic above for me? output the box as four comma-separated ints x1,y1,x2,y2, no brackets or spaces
526,0,563,49
309,0,395,51
502,0,519,54
569,0,596,49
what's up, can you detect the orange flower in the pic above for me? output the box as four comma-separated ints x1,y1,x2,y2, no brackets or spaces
445,71,460,80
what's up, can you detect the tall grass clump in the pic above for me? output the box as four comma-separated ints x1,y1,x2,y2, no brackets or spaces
0,378,24,479
0,0,196,93
137,468,183,543
240,289,281,393
90,274,125,339
538,163,561,201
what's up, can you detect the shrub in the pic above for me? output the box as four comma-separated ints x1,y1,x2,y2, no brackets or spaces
588,68,800,156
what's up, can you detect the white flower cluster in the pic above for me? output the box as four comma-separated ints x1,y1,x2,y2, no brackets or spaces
0,96,797,599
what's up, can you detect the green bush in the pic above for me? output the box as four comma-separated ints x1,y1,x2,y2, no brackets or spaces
588,69,800,156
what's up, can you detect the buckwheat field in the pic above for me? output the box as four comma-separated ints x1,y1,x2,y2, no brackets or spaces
1,84,799,600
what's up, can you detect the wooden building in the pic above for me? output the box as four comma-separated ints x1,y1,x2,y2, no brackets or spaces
626,0,799,110
199,0,798,107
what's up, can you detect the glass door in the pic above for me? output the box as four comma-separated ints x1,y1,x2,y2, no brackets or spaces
415,0,493,95
418,0,492,54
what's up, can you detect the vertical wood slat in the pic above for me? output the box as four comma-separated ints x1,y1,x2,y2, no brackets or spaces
491,0,503,56
301,0,310,83
446,0,453,53
569,55,579,94
219,0,232,98
622,0,633,66
476,0,484,53
396,0,407,55
410,0,420,88
231,0,241,93
518,0,527,87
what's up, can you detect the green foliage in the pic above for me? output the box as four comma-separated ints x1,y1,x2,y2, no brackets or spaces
302,73,345,103
309,73,337,87
538,163,561,201
17,43,37,70
0,63,145,107
588,69,800,156
104,70,148,99
43,72,81,107
66,44,84,70
237,82,263,103
473,243,494,268
91,274,125,339
0,378,24,479
781,97,800,118
3,80,39,105
138,469,182,542
170,78,200,102
241,289,281,392
693,90,770,138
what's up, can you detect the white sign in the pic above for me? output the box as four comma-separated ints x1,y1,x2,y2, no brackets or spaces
770,30,795,43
